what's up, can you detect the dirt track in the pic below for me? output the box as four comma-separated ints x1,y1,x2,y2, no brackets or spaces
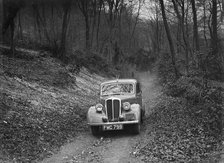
41,72,161,163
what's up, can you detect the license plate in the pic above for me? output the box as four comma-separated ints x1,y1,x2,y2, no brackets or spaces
103,124,123,130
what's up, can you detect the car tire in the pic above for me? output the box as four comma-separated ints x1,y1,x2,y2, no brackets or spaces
90,126,101,136
132,123,140,134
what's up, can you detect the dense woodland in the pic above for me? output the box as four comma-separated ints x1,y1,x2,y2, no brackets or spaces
0,0,224,78
0,0,224,162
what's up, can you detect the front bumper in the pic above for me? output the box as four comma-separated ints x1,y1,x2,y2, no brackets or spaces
88,120,139,126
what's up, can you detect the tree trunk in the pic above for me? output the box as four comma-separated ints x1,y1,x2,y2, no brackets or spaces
85,16,90,50
171,0,181,54
10,19,15,56
90,0,97,48
172,0,190,75
191,0,199,51
1,0,5,43
77,0,90,50
32,4,51,45
208,13,212,40
211,0,218,56
96,0,103,51
176,21,181,53
159,0,179,78
203,0,208,47
221,0,224,22
184,3,190,74
18,11,23,39
130,0,141,41
108,0,114,62
2,1,20,57
118,0,123,48
60,2,71,59
207,0,222,80
32,4,42,42
155,5,161,55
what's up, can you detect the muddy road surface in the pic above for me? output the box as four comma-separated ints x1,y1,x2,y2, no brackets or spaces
41,72,161,163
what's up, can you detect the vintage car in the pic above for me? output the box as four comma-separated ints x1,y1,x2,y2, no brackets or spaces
87,79,145,135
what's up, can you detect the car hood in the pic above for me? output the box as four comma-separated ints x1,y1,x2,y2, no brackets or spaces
100,94,136,100
99,94,139,105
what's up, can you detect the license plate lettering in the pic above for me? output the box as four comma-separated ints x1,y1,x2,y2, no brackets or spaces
103,124,123,130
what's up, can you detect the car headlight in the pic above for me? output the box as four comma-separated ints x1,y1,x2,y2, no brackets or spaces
123,102,131,111
95,103,103,112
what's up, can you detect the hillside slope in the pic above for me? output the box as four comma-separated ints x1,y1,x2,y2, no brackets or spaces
0,54,105,108
0,53,105,162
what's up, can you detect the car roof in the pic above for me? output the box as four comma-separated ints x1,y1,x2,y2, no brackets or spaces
101,79,137,85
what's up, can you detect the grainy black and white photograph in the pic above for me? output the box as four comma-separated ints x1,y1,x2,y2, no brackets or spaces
0,0,224,162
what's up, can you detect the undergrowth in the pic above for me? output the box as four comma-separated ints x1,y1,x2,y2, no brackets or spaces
0,52,93,162
0,93,86,162
138,52,224,162
65,50,119,77
139,76,223,162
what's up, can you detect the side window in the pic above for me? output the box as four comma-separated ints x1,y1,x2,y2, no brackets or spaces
136,82,141,94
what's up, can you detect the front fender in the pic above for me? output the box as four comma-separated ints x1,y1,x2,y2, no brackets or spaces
87,106,105,124
130,104,141,121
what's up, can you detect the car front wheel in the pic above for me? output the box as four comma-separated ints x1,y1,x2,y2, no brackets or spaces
90,126,101,136
132,123,140,134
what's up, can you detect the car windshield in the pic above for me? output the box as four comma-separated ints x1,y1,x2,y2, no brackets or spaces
101,83,134,96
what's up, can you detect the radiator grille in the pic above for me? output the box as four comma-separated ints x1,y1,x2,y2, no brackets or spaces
106,99,113,120
106,99,120,121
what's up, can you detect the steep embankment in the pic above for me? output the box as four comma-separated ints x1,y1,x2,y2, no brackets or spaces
0,54,105,108
0,53,106,162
